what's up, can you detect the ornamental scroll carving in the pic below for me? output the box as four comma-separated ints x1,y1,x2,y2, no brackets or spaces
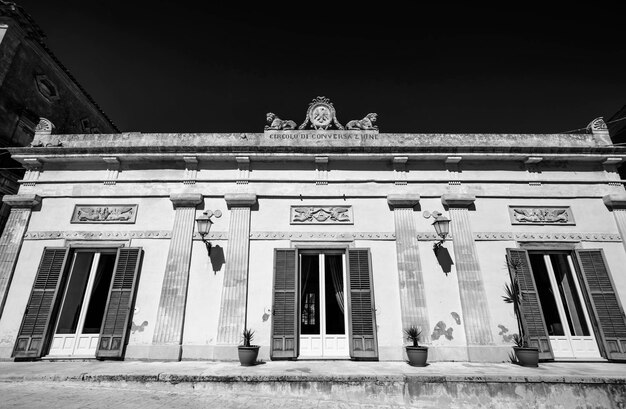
509,206,574,225
71,205,138,224
290,206,353,224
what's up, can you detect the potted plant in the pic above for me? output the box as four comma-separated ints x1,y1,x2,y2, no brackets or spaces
503,274,539,367
238,328,260,366
404,325,428,367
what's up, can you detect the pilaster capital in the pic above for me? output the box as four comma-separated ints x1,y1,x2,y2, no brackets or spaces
169,193,203,208
2,194,41,208
603,194,626,210
225,193,257,208
102,156,120,169
387,194,420,209
22,158,43,170
441,193,476,208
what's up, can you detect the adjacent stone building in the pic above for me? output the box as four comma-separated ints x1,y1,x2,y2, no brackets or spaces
0,1,117,232
1,97,625,364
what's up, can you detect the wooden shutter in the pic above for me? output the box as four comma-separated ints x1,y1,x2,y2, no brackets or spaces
506,249,554,360
270,249,298,360
12,248,69,360
347,248,378,360
96,247,142,359
574,249,626,360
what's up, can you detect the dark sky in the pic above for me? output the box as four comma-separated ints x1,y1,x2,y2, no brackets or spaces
13,2,626,134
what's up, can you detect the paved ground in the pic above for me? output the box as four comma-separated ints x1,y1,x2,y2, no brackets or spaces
1,381,401,409
2,359,626,382
0,360,624,408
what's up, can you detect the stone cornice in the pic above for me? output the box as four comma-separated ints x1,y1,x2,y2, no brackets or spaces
603,194,626,210
225,193,257,208
169,193,203,208
441,193,476,208
2,194,41,208
387,194,421,208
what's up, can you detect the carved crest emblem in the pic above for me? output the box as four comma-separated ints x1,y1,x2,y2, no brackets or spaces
299,96,344,130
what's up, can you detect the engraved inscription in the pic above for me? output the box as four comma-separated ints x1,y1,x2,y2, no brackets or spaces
290,206,353,224
71,205,138,224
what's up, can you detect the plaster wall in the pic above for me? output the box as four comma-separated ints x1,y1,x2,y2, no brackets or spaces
419,240,470,361
252,197,394,233
125,238,170,351
179,239,227,359
470,197,617,234
354,239,402,361
27,197,176,232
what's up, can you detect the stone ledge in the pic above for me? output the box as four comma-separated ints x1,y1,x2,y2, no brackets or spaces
169,193,203,208
441,193,476,208
224,193,257,207
387,194,420,208
603,194,626,210
2,194,41,208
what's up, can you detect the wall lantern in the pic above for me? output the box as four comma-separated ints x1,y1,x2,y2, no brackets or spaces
423,210,451,250
196,209,222,255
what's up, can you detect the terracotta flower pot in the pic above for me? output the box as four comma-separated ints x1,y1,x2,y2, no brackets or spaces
513,346,539,367
238,345,260,366
405,346,428,367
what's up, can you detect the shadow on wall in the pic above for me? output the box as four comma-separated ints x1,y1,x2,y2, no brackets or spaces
210,245,225,273
434,246,454,275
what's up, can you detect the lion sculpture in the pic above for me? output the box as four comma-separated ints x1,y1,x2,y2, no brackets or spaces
265,112,297,130
346,113,378,130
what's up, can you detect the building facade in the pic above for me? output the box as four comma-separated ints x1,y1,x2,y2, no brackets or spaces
1,98,626,363
0,1,118,233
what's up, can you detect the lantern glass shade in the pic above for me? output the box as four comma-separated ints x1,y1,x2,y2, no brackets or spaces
432,217,450,239
196,213,213,236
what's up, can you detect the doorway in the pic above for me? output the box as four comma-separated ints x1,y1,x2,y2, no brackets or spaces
528,251,601,359
299,251,349,358
48,249,116,357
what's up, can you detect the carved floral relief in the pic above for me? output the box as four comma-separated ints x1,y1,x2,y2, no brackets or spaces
290,206,353,224
71,205,138,224
509,206,574,225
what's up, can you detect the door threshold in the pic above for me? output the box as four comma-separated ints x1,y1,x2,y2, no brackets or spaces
552,358,608,363
297,357,351,360
42,356,97,362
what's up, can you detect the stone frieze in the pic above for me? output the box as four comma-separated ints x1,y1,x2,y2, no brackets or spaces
509,206,575,225
290,206,353,224
71,205,138,223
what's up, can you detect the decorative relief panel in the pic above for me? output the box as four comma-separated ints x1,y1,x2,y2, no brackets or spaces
509,206,574,225
71,205,138,224
290,206,353,224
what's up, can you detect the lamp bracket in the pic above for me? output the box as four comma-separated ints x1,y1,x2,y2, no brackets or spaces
423,210,442,219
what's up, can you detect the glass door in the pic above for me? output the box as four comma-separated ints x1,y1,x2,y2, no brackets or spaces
48,250,116,357
529,252,601,359
299,252,349,358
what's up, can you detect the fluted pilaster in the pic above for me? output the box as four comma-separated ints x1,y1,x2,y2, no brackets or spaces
152,194,203,347
217,193,256,344
442,194,493,345
0,195,41,319
387,194,429,336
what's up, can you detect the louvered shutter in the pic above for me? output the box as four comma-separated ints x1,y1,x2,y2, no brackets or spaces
574,249,626,360
347,248,378,360
506,249,554,360
12,248,69,360
96,247,142,359
270,249,298,360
